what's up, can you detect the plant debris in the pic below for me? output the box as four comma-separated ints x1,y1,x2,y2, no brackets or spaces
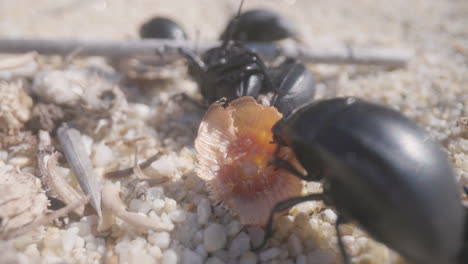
0,169,48,238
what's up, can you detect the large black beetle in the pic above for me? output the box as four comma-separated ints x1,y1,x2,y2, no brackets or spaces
220,9,297,42
139,17,187,40
256,97,465,264
181,5,314,114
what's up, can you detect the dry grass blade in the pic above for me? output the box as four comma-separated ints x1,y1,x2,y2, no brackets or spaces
57,123,102,217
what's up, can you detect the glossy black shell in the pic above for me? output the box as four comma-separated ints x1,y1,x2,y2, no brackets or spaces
220,9,297,42
266,59,315,115
196,45,264,103
272,97,465,264
139,17,187,40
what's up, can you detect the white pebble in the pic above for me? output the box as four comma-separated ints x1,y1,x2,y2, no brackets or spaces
93,143,113,167
307,249,335,264
197,199,212,225
195,244,208,260
148,232,171,249
247,226,265,248
162,249,178,264
150,155,177,175
169,210,186,223
322,209,337,223
227,220,242,237
131,103,150,119
129,199,153,214
239,252,257,264
259,248,281,261
205,257,225,264
288,233,303,256
182,249,203,264
164,198,178,213
204,223,227,252
296,255,307,264
147,186,165,200
228,232,250,258
148,245,162,259
153,199,165,211
62,227,79,252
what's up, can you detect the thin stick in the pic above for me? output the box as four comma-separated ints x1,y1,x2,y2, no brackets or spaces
0,38,412,67
104,151,162,179
57,123,102,217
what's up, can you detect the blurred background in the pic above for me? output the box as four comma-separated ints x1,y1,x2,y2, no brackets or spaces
0,0,466,55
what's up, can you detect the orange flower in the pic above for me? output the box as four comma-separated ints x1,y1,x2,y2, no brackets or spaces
195,97,303,225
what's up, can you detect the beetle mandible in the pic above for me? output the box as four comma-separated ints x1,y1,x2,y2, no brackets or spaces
255,97,465,264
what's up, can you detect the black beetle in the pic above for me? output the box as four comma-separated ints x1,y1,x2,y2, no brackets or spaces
219,9,298,42
255,97,465,264
265,58,316,115
180,41,273,104
181,3,314,113
139,17,187,40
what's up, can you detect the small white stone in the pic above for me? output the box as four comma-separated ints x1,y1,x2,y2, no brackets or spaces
8,156,30,167
182,249,203,264
169,210,186,223
204,223,227,252
227,220,242,237
195,244,208,260
147,186,165,200
132,103,150,119
205,256,225,264
148,245,162,259
62,227,79,252
307,249,335,264
150,155,177,176
228,232,250,258
148,232,171,249
93,143,113,167
239,252,257,264
197,199,211,225
296,255,307,264
129,199,153,214
162,249,178,264
153,199,165,211
164,198,178,213
259,248,281,262
288,233,303,256
322,209,337,223
247,226,265,248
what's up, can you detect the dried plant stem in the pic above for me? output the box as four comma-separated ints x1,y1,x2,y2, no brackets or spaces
0,38,412,67
57,123,102,217
104,151,162,179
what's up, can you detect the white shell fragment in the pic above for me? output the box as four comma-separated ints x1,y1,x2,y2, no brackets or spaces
0,169,48,236
0,81,33,131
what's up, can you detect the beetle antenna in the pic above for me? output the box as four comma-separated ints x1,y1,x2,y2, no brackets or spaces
221,0,246,48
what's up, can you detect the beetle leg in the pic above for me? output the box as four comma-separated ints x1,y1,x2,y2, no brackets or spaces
271,157,309,181
336,216,351,264
178,47,207,74
252,193,325,251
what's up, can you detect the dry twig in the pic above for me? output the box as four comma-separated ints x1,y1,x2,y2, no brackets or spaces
0,38,412,67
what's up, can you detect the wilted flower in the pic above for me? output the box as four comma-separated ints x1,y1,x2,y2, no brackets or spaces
195,97,303,225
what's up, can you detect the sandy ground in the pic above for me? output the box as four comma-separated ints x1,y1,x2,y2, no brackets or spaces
0,0,467,264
